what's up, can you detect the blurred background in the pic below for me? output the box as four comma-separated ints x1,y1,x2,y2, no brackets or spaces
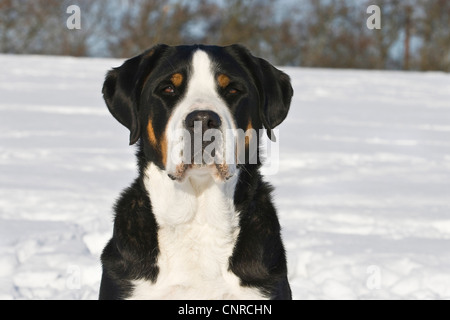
0,0,449,71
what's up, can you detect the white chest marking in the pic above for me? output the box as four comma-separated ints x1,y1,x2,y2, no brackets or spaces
129,163,265,300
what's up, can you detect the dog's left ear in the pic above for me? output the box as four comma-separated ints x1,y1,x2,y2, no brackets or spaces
229,45,293,141
256,58,293,141
102,44,168,145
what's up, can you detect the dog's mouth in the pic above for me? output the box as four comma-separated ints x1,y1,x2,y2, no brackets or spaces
167,162,233,182
167,133,235,182
166,126,236,182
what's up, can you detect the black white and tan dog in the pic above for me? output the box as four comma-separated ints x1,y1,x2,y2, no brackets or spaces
99,44,293,300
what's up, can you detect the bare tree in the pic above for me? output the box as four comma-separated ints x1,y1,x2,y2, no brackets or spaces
1,0,448,71
0,0,102,56
293,1,376,69
105,0,203,58
199,0,280,59
416,0,450,71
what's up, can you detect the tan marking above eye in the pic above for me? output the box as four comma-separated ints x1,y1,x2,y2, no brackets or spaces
217,74,230,88
171,73,183,87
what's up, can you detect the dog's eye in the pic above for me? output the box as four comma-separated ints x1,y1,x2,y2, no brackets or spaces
163,85,175,94
224,82,244,97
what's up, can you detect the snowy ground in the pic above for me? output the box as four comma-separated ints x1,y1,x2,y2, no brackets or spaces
1,54,449,300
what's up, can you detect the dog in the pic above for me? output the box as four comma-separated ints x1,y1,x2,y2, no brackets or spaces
99,44,293,300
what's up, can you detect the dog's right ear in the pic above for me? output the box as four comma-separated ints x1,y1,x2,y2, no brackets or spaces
227,44,293,142
102,45,168,145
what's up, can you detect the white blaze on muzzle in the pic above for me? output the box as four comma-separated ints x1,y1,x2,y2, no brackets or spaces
165,50,237,182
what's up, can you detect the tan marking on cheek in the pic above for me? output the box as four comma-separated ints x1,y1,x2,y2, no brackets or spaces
217,74,230,88
235,120,254,164
148,117,168,167
171,73,183,87
160,129,168,167
245,120,253,147
147,119,157,147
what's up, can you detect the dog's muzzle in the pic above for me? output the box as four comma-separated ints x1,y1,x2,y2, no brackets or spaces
167,110,234,182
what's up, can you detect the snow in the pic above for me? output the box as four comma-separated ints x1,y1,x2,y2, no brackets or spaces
1,54,449,300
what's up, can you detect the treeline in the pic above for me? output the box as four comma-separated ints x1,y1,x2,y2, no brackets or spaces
0,0,449,71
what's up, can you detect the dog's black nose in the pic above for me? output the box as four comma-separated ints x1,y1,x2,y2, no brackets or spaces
185,110,222,131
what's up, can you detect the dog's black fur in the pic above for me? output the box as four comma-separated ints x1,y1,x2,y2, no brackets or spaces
99,44,293,300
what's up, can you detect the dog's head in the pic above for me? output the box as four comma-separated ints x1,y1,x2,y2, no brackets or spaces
103,44,292,182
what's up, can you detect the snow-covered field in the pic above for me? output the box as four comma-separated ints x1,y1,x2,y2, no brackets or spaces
1,54,449,300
